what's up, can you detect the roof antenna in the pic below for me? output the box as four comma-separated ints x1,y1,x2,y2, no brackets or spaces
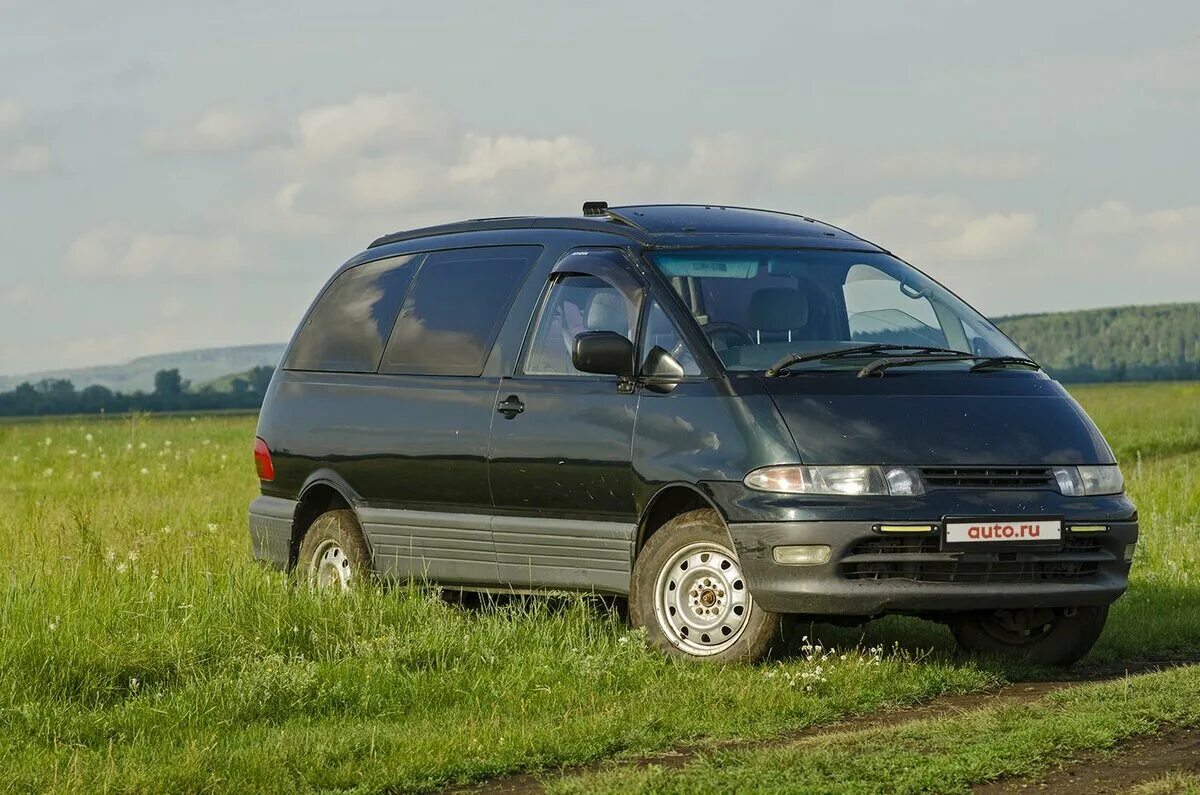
582,201,608,216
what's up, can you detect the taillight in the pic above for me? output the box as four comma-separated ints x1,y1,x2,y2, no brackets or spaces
254,437,275,482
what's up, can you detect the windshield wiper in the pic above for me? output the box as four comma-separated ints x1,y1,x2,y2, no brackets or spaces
858,354,1040,378
765,344,968,377
968,356,1041,372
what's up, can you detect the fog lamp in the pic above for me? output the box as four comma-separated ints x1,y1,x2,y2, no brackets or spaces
773,545,832,566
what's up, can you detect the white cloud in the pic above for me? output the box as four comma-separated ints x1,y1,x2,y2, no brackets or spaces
0,100,25,133
65,224,245,281
142,105,273,153
291,91,450,161
0,100,51,174
2,143,50,173
840,195,1038,264
1070,200,1200,271
0,282,35,306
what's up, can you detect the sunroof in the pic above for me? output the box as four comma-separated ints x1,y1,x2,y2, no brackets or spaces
610,205,844,237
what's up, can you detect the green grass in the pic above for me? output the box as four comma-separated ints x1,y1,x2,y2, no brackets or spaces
0,383,1197,792
548,664,1200,794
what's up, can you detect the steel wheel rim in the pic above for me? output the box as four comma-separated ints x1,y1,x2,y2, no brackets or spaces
653,540,752,656
309,539,352,592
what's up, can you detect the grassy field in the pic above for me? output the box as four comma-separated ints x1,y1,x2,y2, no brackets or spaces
0,382,1197,792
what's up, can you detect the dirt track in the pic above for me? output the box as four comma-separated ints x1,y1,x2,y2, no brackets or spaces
976,726,1200,793
451,659,1200,795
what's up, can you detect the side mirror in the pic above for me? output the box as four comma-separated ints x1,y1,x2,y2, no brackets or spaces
640,345,686,394
573,331,634,377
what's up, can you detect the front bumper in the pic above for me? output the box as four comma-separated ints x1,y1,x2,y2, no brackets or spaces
729,519,1138,616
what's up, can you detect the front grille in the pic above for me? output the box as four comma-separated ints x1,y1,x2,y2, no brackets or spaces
840,536,1107,583
920,466,1056,490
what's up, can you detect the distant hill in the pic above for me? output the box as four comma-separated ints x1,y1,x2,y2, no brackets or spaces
996,302,1200,383
0,343,287,393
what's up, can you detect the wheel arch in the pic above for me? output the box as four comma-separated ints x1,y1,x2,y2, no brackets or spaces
291,472,359,569
635,483,729,555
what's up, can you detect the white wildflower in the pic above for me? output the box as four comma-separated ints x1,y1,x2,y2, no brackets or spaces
68,449,78,456
140,467,150,475
44,437,52,446
130,677,139,691
164,440,172,447
85,433,94,442
128,550,139,562
206,523,218,531
49,618,59,631
91,471,101,479
42,467,53,477
104,548,116,563
139,442,147,450
116,562,128,574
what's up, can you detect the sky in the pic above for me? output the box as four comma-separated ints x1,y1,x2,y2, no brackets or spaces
1,0,1198,376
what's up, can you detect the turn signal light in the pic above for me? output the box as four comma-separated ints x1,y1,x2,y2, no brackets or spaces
254,437,275,482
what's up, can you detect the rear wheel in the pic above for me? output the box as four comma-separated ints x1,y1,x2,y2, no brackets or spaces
951,606,1108,666
296,509,371,592
630,509,779,663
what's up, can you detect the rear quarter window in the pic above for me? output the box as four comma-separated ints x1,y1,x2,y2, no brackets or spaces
284,253,421,373
381,245,541,376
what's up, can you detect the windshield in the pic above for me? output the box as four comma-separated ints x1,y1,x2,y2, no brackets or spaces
646,248,1026,371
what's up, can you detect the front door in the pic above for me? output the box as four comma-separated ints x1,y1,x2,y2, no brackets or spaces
488,248,642,592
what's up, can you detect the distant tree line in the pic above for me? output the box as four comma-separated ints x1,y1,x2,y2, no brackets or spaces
0,366,273,417
996,303,1200,384
1,304,1197,416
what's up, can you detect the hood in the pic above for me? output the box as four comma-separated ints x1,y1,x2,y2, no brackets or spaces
760,372,1115,466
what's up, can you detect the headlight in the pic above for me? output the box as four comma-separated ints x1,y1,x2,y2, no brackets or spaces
743,465,924,496
1052,465,1124,496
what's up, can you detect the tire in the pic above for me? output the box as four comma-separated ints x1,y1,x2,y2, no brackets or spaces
951,605,1108,667
630,508,779,663
295,509,372,592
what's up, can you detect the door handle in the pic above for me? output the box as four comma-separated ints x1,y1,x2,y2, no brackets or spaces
496,395,525,418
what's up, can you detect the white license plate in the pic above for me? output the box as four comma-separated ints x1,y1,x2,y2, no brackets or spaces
945,519,1062,544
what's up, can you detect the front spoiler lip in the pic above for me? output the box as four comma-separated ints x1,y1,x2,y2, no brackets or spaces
728,519,1138,616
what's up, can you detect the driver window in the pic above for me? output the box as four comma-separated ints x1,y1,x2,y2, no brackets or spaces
525,275,634,376
842,264,947,347
641,300,701,375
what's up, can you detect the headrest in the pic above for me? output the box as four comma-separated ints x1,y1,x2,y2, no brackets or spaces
586,290,629,335
749,287,809,331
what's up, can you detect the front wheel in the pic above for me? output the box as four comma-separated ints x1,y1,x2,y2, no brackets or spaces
630,509,779,663
951,606,1108,667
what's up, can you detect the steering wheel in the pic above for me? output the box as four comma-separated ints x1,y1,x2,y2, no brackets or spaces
702,321,754,351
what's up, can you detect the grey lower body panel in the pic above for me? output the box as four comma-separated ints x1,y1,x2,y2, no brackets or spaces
249,495,297,570
358,507,499,586
492,515,636,593
729,520,1138,616
247,498,636,594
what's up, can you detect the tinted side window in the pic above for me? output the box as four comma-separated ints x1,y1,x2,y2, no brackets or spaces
641,300,701,375
526,275,637,376
285,254,421,372
382,246,540,376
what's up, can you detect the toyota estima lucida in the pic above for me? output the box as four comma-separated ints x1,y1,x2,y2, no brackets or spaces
249,203,1137,665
